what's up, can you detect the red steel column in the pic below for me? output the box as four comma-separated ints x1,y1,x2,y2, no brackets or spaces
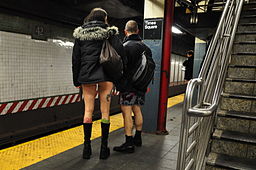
157,0,174,133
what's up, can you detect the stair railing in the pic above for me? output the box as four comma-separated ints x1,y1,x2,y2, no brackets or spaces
176,0,245,169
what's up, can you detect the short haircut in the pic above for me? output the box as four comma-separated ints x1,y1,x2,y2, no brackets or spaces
125,20,138,33
85,8,107,23
187,50,193,56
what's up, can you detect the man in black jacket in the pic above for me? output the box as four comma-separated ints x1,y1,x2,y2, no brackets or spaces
183,50,194,81
113,20,152,153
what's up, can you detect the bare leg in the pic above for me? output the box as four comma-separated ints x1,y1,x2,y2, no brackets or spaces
82,84,97,123
98,81,113,121
113,104,135,153
132,105,143,147
132,105,143,131
81,84,97,159
121,105,133,136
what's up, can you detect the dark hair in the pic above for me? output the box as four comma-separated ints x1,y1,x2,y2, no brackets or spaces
125,20,138,33
84,8,107,23
187,50,194,56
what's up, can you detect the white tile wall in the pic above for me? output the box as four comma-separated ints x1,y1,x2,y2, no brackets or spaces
0,31,78,103
170,54,186,83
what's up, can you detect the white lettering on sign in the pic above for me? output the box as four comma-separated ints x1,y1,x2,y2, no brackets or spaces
145,21,158,30
146,21,156,25
145,25,158,30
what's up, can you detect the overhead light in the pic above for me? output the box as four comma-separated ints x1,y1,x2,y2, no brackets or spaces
172,26,183,34
190,13,198,24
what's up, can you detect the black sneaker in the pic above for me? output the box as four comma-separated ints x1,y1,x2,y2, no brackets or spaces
113,142,135,153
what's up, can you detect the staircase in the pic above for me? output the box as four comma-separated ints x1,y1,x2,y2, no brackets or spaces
206,1,256,169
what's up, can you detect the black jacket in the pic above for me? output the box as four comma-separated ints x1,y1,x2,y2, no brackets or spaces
183,56,194,80
72,21,125,86
118,34,152,96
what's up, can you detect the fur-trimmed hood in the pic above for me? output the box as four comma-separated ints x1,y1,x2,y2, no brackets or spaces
73,21,119,41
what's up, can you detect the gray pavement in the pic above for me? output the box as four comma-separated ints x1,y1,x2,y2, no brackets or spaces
24,102,183,170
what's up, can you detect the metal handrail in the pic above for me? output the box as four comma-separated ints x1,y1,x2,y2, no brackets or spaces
176,0,245,169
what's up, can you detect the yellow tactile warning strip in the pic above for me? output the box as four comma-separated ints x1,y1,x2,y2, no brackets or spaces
0,94,184,170
167,93,184,108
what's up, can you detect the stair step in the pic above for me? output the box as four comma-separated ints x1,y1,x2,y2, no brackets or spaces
242,8,256,15
235,33,256,42
243,7,256,12
243,0,256,9
240,23,256,26
220,94,255,113
237,24,256,34
229,65,256,68
236,31,256,34
224,79,256,95
228,65,256,80
241,14,256,18
217,110,256,134
243,2,256,11
206,153,256,170
233,43,256,53
233,52,256,55
213,129,256,145
231,54,256,66
222,93,256,100
218,110,256,120
211,132,256,158
234,41,256,44
240,15,256,24
226,78,256,83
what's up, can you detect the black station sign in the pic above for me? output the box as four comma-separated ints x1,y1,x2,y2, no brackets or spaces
143,18,163,40
32,25,47,41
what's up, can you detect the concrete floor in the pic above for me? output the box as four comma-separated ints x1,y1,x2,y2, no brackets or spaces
24,103,183,170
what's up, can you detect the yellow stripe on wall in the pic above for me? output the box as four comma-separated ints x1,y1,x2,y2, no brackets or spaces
0,94,184,170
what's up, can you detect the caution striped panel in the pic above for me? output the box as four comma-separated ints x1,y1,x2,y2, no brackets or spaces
0,94,81,115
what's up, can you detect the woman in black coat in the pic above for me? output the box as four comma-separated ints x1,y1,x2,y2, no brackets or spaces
72,8,125,160
183,50,194,81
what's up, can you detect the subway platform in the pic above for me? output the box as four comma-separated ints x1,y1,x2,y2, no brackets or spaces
0,94,184,170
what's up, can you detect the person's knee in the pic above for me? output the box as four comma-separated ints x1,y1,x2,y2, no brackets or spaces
121,105,132,115
132,106,142,115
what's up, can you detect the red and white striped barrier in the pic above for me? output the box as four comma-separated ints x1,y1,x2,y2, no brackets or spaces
0,93,80,115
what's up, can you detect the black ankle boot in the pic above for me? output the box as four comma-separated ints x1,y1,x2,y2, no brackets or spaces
83,142,92,159
83,123,92,159
113,135,135,153
133,130,142,147
99,122,110,159
100,144,110,160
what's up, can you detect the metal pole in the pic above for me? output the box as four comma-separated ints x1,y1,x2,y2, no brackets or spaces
157,0,174,134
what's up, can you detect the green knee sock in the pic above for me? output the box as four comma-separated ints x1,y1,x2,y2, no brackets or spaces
101,118,110,124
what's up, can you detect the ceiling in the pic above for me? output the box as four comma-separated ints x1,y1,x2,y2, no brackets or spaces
0,0,222,40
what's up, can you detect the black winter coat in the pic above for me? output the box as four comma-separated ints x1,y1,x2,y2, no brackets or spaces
183,56,194,81
72,21,125,87
117,34,152,96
